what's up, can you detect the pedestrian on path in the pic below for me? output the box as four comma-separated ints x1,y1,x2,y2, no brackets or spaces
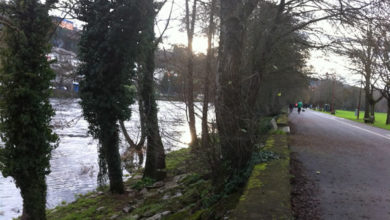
297,101,303,114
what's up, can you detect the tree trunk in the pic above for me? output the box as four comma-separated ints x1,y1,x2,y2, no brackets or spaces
142,50,166,180
216,0,255,170
357,84,362,119
119,95,146,165
120,120,137,148
136,98,146,164
141,0,166,180
387,99,390,125
370,102,375,119
201,0,216,150
18,174,46,220
364,85,370,122
185,0,198,144
102,124,124,194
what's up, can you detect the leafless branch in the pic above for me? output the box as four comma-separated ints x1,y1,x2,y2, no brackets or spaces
155,0,174,46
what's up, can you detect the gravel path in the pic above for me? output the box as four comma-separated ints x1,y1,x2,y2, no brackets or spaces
289,109,390,220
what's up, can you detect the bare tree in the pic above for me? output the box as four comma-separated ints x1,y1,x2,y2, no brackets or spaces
201,0,216,150
339,18,383,122
217,0,370,171
138,0,175,180
185,0,198,144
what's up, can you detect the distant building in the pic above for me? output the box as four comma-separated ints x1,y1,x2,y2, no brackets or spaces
48,47,78,66
51,17,80,53
48,47,81,94
60,19,74,30
51,17,75,31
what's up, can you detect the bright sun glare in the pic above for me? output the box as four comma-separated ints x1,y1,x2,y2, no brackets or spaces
192,37,209,54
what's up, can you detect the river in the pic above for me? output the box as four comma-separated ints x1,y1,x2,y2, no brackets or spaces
0,99,210,219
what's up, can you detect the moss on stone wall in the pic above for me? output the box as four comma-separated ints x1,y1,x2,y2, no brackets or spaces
276,114,288,126
231,134,292,220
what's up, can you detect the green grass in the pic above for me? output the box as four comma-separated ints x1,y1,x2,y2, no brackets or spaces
165,148,191,175
46,192,120,220
317,109,390,130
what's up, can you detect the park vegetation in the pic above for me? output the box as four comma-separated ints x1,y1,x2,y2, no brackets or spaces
334,1,390,124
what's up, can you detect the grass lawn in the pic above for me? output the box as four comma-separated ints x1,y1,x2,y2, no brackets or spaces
317,109,390,131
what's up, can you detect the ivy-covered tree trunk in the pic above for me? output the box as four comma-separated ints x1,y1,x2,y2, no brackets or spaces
101,124,124,193
78,0,140,193
19,174,47,220
0,0,58,219
139,0,166,180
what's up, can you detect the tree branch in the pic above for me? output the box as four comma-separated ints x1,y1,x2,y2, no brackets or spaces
155,0,174,46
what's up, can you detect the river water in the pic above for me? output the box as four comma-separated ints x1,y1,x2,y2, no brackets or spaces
0,99,209,219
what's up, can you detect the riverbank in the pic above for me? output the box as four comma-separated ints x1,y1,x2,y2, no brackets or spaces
40,116,292,220
43,148,241,220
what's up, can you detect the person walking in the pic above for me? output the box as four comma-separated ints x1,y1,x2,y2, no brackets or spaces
289,103,294,113
297,101,303,114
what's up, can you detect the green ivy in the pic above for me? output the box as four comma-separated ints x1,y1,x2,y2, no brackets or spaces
0,0,58,218
77,0,142,193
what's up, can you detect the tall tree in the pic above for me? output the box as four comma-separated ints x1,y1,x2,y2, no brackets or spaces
341,21,382,122
245,2,310,116
375,12,390,124
138,0,167,180
216,0,261,171
216,0,368,171
77,0,140,193
201,0,216,150
185,0,198,144
0,0,58,218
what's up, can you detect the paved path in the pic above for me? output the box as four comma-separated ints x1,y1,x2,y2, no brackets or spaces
289,109,390,220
